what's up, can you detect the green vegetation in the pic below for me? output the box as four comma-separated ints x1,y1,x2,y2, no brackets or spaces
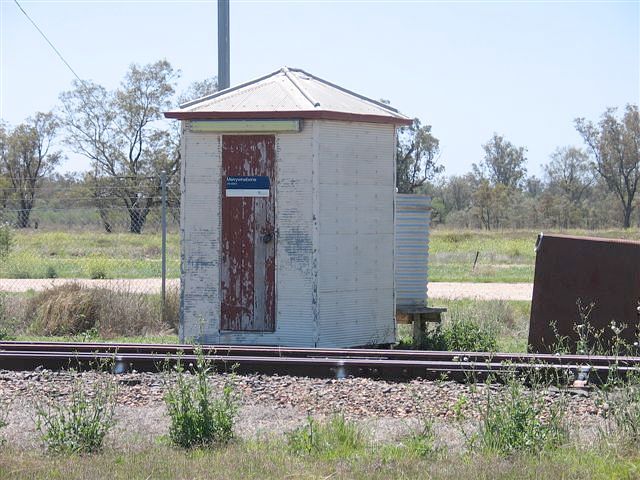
0,228,639,282
0,285,179,340
399,298,530,352
0,223,12,258
466,375,568,455
165,352,238,449
35,374,116,454
418,317,498,352
430,228,640,282
601,379,640,443
287,415,366,459
14,333,179,344
1,440,640,479
0,231,179,279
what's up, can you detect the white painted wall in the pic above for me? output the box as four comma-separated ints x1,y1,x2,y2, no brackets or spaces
316,121,396,346
180,121,316,346
180,119,396,347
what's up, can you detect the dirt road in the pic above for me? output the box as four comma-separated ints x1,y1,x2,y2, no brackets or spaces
428,282,532,301
0,278,532,301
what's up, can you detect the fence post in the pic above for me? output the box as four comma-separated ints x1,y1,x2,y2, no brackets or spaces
161,171,167,325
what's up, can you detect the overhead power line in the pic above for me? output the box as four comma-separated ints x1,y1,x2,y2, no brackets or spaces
13,0,83,83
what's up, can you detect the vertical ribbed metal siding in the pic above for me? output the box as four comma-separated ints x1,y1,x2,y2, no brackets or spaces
395,194,431,307
317,120,396,347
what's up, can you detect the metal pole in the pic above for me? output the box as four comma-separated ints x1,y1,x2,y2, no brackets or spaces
218,0,230,89
161,171,167,325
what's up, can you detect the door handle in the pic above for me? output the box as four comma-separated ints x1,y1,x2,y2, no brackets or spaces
262,233,273,244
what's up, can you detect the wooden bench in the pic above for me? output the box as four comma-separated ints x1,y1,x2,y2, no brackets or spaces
396,305,448,346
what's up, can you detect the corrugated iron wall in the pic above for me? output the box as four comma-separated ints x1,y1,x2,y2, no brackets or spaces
395,195,431,308
317,121,396,347
181,119,397,347
219,127,316,346
180,130,222,341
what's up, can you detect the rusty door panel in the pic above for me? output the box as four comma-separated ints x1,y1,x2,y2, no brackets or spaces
529,234,640,353
221,135,276,331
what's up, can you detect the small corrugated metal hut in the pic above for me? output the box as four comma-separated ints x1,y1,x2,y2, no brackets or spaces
165,67,412,347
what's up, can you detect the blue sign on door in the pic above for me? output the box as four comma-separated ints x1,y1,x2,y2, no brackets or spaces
225,176,270,197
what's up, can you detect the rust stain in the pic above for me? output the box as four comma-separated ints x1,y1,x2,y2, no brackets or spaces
529,234,640,353
221,135,276,332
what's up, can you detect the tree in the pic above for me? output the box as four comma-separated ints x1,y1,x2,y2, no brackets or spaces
1,113,61,228
472,180,510,230
473,134,527,189
177,77,218,105
0,122,10,212
545,146,593,203
396,118,443,193
60,60,180,233
575,104,640,228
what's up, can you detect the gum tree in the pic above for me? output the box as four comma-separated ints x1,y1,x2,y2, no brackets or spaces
396,118,443,193
1,113,61,228
575,104,640,228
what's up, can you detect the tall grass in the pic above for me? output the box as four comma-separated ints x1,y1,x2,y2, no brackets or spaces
0,284,179,338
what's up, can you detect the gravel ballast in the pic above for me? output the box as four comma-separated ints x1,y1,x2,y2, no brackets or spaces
0,369,604,450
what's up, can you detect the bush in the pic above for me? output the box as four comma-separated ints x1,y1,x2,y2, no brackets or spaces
422,318,498,351
287,415,365,458
45,266,58,279
165,351,238,449
467,374,567,455
35,374,116,454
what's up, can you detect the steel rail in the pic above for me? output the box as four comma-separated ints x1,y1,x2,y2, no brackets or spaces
1,341,639,366
0,341,638,382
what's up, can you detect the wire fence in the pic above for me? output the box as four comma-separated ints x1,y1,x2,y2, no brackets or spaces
0,175,181,339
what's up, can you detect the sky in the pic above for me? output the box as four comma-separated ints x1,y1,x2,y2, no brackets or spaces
1,0,638,178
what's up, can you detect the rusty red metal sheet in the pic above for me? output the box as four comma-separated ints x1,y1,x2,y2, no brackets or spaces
221,135,276,332
529,233,640,353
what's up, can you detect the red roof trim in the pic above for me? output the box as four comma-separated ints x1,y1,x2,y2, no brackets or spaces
164,109,413,126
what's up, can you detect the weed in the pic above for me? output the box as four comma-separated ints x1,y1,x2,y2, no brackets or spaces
598,371,640,444
464,373,568,455
35,374,116,454
287,414,366,458
0,326,15,341
164,350,238,449
404,423,437,457
402,388,439,457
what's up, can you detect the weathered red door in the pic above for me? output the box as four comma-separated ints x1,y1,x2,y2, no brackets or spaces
221,135,276,331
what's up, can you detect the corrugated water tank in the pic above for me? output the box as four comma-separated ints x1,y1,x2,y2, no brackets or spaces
395,194,431,307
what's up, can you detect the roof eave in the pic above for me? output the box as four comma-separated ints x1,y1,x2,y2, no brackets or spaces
164,110,413,126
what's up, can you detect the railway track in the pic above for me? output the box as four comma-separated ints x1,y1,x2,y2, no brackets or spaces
1,341,639,383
